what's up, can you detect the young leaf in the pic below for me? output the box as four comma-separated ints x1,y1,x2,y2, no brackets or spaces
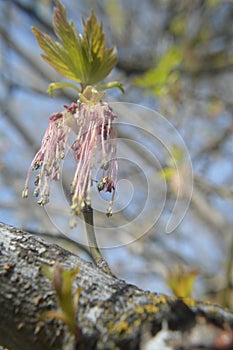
81,11,118,85
32,0,121,93
32,27,83,82
167,266,198,298
134,46,182,96
42,263,81,336
47,82,80,98
97,81,124,93
52,0,86,82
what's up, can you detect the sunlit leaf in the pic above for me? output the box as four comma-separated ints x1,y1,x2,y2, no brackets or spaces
32,0,121,93
134,46,182,96
158,167,175,181
42,263,81,335
97,81,124,93
32,27,83,82
81,10,118,85
52,0,86,82
158,145,184,180
168,145,184,168
167,266,198,298
47,82,80,97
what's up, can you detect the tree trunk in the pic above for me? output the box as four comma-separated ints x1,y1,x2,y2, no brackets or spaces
0,222,232,350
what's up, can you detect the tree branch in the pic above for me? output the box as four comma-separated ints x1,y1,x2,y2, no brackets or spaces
0,222,232,350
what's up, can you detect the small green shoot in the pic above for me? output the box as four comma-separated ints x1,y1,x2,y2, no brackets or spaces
41,263,82,336
166,266,198,298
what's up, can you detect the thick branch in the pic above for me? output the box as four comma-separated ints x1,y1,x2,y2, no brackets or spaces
0,222,232,350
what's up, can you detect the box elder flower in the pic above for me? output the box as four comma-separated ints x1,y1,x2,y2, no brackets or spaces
22,0,124,274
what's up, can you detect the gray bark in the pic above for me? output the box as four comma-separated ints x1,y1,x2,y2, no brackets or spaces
0,222,232,350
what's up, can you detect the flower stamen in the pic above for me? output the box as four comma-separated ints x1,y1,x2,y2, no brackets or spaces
23,100,118,225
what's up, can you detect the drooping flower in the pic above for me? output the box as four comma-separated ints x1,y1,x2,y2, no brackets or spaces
68,99,118,224
22,93,118,226
22,112,70,205
23,1,124,273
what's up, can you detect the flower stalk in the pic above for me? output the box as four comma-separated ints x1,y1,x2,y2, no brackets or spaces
83,205,113,275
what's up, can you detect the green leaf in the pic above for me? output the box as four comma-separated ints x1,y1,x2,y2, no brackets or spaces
134,46,182,96
32,0,121,93
168,145,184,167
97,81,124,93
167,266,198,298
32,27,83,82
158,167,176,181
158,145,184,181
80,10,118,85
42,263,81,335
52,0,86,82
47,82,80,97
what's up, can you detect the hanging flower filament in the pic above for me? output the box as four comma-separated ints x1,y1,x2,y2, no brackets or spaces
22,112,70,205
69,99,118,224
22,94,118,226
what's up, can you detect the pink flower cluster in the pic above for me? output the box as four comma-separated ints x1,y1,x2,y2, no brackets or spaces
22,101,118,226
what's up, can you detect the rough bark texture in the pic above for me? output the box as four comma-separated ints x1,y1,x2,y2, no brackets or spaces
0,222,233,350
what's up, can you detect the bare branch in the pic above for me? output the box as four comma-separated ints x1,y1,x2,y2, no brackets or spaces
0,222,233,350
